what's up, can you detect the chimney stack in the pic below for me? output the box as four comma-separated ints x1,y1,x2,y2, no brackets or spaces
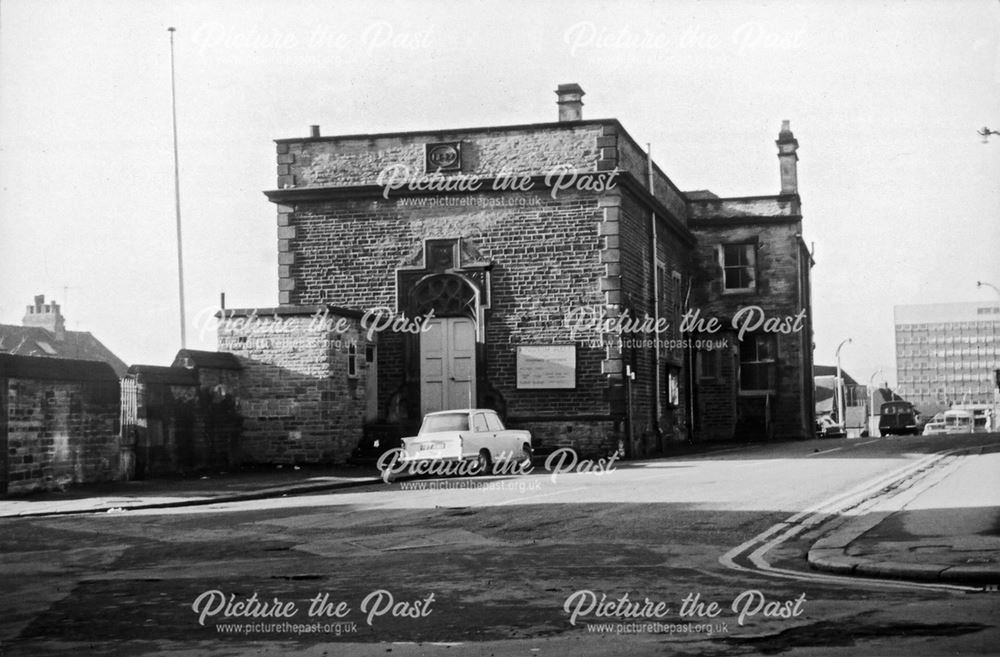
776,120,799,195
23,294,66,341
555,83,585,122
310,125,321,138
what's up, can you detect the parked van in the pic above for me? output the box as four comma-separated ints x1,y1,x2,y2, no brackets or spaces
950,404,992,433
942,409,975,435
878,401,919,436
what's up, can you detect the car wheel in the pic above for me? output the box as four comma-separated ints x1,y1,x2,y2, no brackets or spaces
519,444,533,469
476,450,493,476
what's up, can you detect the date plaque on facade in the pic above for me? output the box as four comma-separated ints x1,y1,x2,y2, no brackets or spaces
425,141,462,173
516,345,577,389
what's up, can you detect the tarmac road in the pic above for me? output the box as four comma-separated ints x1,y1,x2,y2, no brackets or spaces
1,433,998,656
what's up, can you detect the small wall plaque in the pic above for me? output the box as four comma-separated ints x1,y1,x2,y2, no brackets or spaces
425,141,462,173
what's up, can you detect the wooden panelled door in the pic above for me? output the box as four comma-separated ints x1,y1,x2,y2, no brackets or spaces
420,317,476,415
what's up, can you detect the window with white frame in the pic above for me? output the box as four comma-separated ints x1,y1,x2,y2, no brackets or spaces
668,369,680,406
739,333,776,392
347,343,358,378
721,243,756,292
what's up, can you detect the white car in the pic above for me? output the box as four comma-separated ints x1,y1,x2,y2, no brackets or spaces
815,414,846,439
398,409,532,476
922,412,946,436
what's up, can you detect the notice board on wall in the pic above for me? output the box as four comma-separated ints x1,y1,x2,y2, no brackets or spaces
516,345,576,389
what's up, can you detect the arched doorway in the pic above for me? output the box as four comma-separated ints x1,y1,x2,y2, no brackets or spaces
410,274,479,415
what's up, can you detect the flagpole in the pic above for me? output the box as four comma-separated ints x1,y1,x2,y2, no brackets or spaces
168,27,187,348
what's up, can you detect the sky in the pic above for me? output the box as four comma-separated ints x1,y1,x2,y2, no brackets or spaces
1,0,998,392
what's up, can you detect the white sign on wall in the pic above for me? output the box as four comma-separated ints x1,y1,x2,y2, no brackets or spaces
516,345,576,389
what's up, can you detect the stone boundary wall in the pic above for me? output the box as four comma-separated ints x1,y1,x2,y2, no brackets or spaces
0,354,120,495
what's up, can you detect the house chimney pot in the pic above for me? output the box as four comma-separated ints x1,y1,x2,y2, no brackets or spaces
22,294,66,341
776,120,799,195
555,83,585,122
310,125,321,138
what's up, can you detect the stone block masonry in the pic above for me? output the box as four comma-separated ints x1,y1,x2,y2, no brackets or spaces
0,354,120,496
261,89,815,451
688,204,814,441
217,307,371,464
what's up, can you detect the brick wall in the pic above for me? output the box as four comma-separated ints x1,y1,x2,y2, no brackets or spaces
265,121,708,457
612,126,689,222
692,334,740,441
0,355,120,495
217,308,370,464
617,189,694,453
261,117,812,454
272,187,620,455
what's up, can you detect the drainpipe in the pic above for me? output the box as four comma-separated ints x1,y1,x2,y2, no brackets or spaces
648,144,661,445
795,233,806,438
685,279,696,440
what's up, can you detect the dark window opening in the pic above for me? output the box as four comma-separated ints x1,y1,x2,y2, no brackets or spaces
722,244,756,292
740,334,776,391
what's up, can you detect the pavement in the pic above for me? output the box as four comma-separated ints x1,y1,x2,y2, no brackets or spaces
0,463,385,517
3,443,999,587
807,442,1000,586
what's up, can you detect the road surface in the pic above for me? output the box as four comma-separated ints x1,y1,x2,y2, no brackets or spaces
1,433,998,656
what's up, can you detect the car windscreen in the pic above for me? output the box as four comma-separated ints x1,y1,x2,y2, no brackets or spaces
421,414,469,433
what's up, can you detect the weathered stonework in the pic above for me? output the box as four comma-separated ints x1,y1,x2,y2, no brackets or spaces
217,307,371,464
0,355,120,495
688,201,814,441
248,90,815,457
281,124,606,188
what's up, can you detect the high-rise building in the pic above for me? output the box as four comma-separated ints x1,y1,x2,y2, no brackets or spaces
894,301,1000,410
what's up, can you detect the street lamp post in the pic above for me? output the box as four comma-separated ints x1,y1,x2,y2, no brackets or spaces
978,127,1000,143
868,368,882,437
978,281,1000,299
835,338,852,434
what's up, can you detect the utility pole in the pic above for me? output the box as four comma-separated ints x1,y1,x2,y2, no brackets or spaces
168,27,187,348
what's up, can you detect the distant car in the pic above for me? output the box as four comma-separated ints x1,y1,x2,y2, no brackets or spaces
815,415,846,439
922,412,947,436
399,409,532,475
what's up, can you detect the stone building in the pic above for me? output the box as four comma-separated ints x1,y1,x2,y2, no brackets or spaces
221,84,814,462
